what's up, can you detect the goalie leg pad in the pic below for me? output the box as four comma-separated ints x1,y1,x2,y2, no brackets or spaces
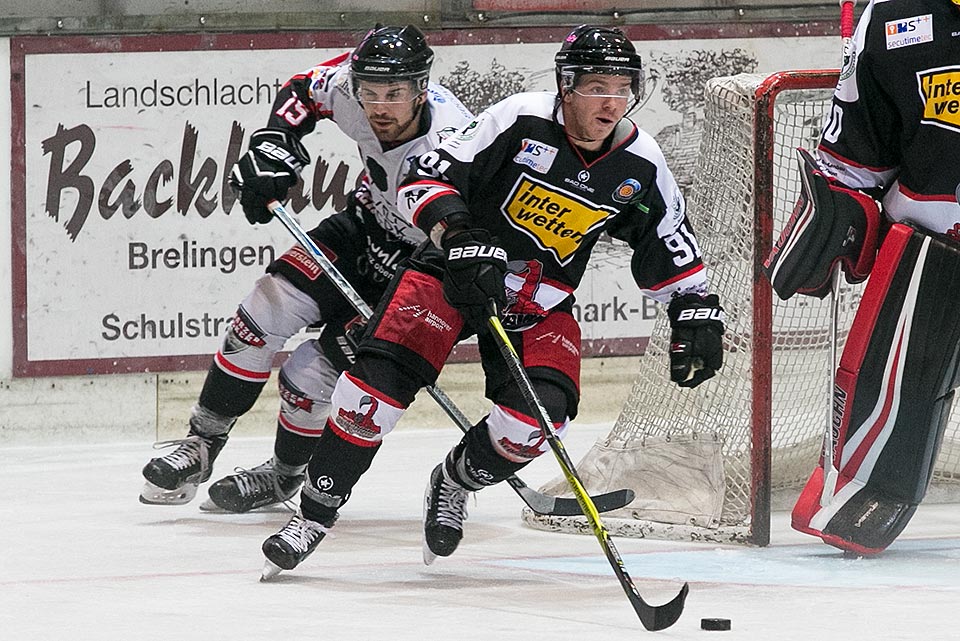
792,224,960,553
763,147,881,299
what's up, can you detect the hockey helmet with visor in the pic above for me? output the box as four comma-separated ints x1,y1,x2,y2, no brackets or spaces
351,25,434,104
555,26,644,106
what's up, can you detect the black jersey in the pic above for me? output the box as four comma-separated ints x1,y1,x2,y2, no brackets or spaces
398,91,707,314
817,0,960,239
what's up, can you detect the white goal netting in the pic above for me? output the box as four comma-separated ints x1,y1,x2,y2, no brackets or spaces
522,72,960,545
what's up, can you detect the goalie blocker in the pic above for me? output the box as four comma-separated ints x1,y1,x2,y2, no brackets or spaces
792,224,960,555
763,147,881,299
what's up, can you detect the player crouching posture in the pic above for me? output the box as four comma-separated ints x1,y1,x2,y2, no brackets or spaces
764,0,960,555
258,25,724,577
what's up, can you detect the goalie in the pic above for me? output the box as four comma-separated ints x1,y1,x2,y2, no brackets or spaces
764,0,960,554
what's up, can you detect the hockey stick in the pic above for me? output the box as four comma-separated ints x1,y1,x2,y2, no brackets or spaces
485,309,688,631
266,200,633,516
820,0,857,507
821,266,843,506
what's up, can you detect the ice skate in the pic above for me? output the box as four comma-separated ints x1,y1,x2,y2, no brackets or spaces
140,432,227,506
422,463,471,565
260,511,334,580
203,458,304,513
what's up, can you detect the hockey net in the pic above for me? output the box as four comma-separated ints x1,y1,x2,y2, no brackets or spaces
522,71,960,545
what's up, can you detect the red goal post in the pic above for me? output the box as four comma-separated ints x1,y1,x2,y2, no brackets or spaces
522,70,960,546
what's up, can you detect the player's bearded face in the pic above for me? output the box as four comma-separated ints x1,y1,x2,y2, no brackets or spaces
358,80,425,144
562,73,632,148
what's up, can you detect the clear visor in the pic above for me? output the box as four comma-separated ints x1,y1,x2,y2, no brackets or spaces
352,74,427,104
561,65,642,100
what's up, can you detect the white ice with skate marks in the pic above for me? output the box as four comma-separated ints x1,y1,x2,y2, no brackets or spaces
2,425,959,641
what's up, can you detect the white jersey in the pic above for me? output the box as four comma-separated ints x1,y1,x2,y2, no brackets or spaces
268,54,474,245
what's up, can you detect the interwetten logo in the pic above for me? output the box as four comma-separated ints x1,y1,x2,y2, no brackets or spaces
501,175,614,263
918,66,960,132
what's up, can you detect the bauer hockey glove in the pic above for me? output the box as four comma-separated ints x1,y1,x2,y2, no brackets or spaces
442,229,508,329
228,128,310,224
666,292,725,388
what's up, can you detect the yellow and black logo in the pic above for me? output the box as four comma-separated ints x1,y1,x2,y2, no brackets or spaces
919,67,960,132
501,176,615,263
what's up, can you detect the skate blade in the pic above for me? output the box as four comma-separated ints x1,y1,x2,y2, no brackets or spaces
422,539,438,566
198,497,227,512
139,480,199,506
199,498,294,514
260,559,283,582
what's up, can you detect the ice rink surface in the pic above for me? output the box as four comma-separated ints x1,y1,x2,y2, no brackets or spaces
3,424,959,640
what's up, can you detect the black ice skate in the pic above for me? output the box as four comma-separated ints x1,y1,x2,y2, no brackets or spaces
140,432,227,506
422,463,471,565
203,458,304,513
260,511,334,580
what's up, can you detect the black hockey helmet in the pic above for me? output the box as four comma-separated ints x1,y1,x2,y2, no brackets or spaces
554,25,644,101
350,25,434,96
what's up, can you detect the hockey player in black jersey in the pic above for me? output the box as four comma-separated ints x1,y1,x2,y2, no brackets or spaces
765,0,960,554
139,26,472,514
258,25,725,576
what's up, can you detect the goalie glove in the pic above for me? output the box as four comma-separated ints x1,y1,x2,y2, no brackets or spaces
762,147,881,299
667,292,725,388
442,228,508,329
228,128,310,224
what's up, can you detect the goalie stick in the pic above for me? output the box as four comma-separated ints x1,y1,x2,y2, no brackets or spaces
485,308,688,631
267,200,634,517
821,0,857,507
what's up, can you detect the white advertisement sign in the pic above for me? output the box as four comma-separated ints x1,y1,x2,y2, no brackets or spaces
12,31,837,376
20,45,360,375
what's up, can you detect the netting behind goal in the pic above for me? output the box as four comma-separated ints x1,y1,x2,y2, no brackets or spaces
522,71,960,546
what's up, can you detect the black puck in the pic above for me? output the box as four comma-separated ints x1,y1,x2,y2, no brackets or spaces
701,618,731,631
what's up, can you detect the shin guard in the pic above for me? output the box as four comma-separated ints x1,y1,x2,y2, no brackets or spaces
300,372,406,523
792,225,960,554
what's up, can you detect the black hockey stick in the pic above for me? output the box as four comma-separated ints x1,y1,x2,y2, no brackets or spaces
266,200,633,516
820,0,857,507
486,308,688,631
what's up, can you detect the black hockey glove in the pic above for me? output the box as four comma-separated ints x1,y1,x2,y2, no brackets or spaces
228,128,310,224
442,229,508,329
666,292,725,388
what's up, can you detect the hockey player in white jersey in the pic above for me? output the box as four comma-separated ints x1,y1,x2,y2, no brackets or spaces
139,25,472,511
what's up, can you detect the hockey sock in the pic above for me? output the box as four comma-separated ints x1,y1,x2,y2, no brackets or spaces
450,420,531,490
197,362,267,418
273,423,320,473
300,426,381,525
